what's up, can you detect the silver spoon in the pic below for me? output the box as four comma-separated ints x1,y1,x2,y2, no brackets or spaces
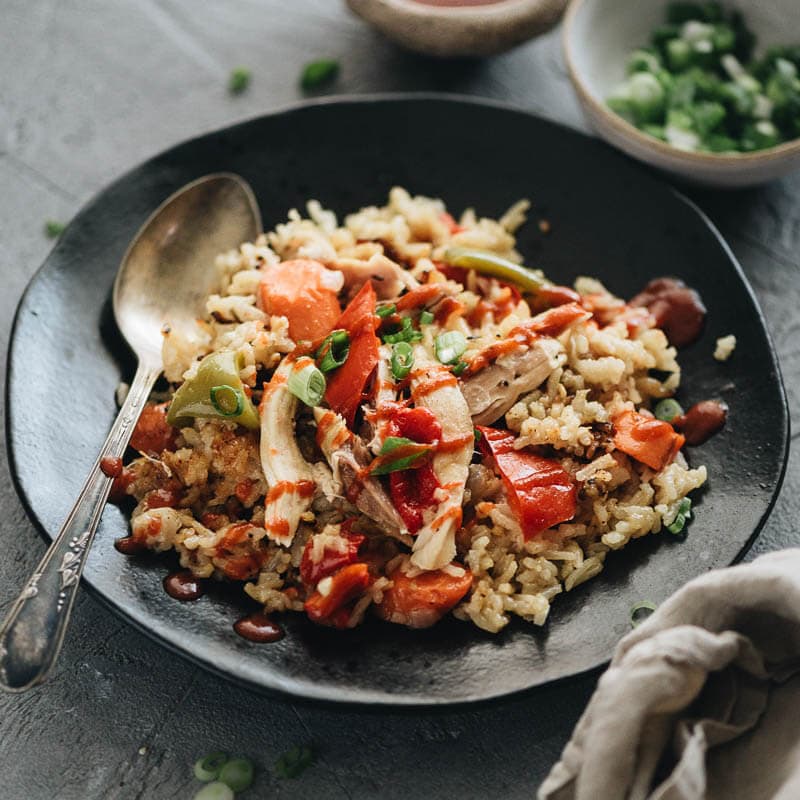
0,173,261,692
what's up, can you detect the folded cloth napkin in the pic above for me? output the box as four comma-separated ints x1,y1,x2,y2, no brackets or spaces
539,549,800,800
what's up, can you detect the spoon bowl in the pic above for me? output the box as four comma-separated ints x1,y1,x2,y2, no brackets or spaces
114,173,261,365
0,173,261,692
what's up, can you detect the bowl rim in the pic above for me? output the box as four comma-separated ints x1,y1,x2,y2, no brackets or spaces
562,0,800,166
351,0,558,21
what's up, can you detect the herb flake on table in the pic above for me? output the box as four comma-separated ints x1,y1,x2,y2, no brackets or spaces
228,67,251,95
275,745,315,779
44,220,65,238
301,59,339,91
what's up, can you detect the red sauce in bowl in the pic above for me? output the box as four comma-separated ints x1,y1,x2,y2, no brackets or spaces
410,0,509,5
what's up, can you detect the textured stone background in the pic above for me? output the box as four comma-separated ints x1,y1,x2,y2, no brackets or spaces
1,2,797,798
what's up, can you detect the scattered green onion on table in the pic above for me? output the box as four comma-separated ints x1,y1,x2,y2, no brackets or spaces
630,601,658,628
607,2,800,153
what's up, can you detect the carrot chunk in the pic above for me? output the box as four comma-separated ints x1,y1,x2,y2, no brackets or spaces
612,409,685,471
259,259,341,342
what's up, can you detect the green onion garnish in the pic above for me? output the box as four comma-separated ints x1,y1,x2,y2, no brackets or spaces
228,67,251,95
419,310,435,325
654,398,684,422
275,745,315,779
434,330,467,365
316,329,350,373
219,757,254,792
451,360,468,377
666,497,692,535
380,436,416,454
300,59,339,91
630,601,657,628
209,385,244,417
44,220,66,239
287,359,326,407
382,316,423,345
376,303,396,318
391,342,414,380
370,437,433,475
193,782,234,800
194,752,229,782
474,428,482,443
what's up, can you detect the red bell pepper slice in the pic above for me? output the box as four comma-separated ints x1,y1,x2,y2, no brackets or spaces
304,563,371,624
476,426,577,539
385,407,443,534
612,410,685,471
299,529,365,586
324,281,380,427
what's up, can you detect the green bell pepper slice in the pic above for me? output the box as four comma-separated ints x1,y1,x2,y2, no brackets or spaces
166,350,259,429
443,247,548,295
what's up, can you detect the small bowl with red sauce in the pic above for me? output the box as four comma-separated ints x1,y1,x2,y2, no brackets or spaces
346,0,568,58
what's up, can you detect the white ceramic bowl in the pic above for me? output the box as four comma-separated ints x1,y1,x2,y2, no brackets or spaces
563,0,800,187
347,0,568,58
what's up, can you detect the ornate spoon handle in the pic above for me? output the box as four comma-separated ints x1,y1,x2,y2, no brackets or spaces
0,361,161,692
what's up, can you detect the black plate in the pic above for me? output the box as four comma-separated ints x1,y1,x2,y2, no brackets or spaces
7,95,789,707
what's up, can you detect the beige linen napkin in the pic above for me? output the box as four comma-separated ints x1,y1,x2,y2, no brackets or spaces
539,549,800,800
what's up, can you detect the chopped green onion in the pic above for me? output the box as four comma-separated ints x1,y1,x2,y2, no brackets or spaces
434,331,467,365
391,341,414,380
275,745,315,779
474,428,482,443
419,310,435,325
382,316,423,345
194,752,228,782
316,329,350,373
287,359,326,407
193,782,234,800
666,497,692,535
376,303,396,318
44,220,66,239
209,385,244,417
451,360,468,377
444,247,548,295
228,67,251,95
301,59,339,91
371,437,432,476
219,757,254,792
654,398,684,422
630,601,658,628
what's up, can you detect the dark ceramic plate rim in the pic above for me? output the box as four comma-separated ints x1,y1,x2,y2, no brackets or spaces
6,93,790,709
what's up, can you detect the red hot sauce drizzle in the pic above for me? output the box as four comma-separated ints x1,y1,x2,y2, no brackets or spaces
114,536,147,555
163,570,206,601
100,456,123,478
233,612,285,643
674,400,728,445
629,278,706,347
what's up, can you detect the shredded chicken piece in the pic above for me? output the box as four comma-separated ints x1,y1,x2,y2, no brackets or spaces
334,253,419,300
408,346,473,571
461,338,562,425
259,355,328,546
314,407,410,543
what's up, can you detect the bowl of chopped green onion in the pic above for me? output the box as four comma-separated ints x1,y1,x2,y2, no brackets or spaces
563,0,800,186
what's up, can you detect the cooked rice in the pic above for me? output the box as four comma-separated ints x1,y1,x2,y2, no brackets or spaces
714,334,737,361
115,187,707,634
